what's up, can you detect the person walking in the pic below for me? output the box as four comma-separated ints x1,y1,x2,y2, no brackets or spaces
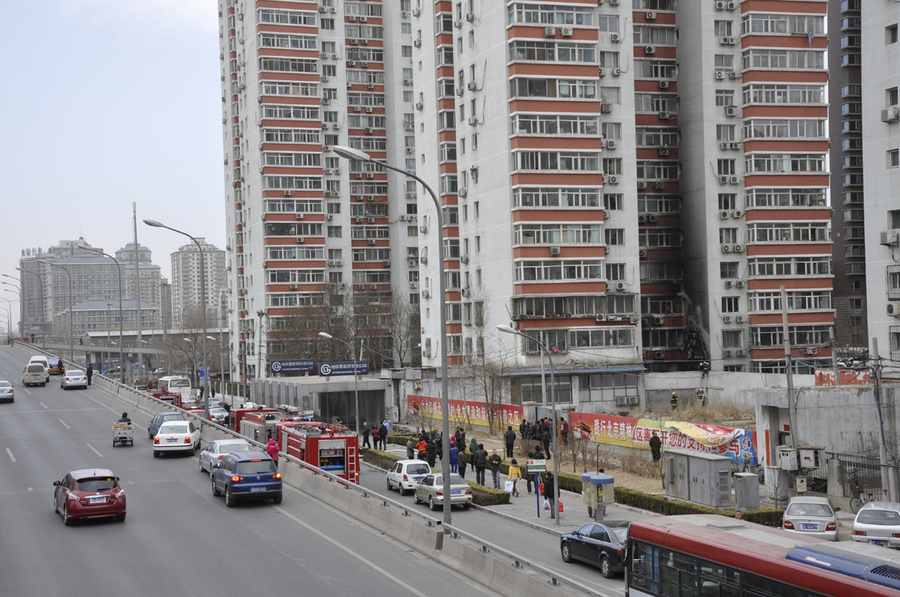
504,425,516,459
362,424,371,449
266,437,279,468
541,423,551,459
541,470,556,518
449,443,459,474
458,449,468,479
488,450,502,489
86,363,93,386
507,458,522,497
468,437,479,460
559,417,569,449
415,437,428,461
379,422,388,450
649,432,662,462
406,437,416,460
371,425,381,451
474,444,487,486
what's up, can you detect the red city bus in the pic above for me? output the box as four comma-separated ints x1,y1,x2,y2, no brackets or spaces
626,514,900,597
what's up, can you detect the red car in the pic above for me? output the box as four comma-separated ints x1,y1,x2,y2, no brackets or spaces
52,468,126,525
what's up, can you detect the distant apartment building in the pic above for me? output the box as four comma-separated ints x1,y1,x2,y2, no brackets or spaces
863,0,900,361
160,277,173,330
217,0,418,380
170,239,226,330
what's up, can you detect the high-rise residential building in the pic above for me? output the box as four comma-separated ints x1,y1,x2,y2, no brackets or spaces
863,0,900,361
19,239,161,337
160,278,173,331
217,0,419,381
679,0,833,375
413,1,643,406
170,239,226,330
829,0,866,349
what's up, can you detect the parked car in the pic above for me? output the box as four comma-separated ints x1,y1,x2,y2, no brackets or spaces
386,459,431,495
152,420,200,457
414,473,472,510
210,450,282,507
147,411,186,439
22,363,48,387
199,439,251,473
782,496,838,541
560,521,629,578
52,468,126,525
61,369,88,390
852,502,900,548
0,380,13,403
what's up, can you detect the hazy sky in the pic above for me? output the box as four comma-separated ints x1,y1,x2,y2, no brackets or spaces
0,0,225,326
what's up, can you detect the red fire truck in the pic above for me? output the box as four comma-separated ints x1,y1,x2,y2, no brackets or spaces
231,405,278,434
238,410,283,442
281,422,359,483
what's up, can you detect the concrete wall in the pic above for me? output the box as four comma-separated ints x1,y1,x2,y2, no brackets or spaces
644,371,815,412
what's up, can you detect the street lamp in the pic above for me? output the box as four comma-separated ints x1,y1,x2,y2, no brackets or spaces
144,219,210,396
34,260,76,364
329,144,453,525
319,331,364,436
207,335,224,399
497,324,561,526
76,246,125,383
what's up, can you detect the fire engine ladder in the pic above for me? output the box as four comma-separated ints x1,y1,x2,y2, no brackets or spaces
346,443,358,483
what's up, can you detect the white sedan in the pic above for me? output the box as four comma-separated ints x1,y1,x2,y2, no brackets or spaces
198,439,251,473
152,420,200,458
61,370,88,390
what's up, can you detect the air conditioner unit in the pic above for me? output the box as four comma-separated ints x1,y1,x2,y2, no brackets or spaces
735,315,744,324
467,81,477,91
724,280,733,289
412,8,421,17
415,101,423,111
461,287,471,297
725,106,738,117
731,209,743,219
729,176,740,185
609,0,619,5
734,280,744,288
639,249,648,258
454,19,462,28
726,1,737,9
659,111,671,120
806,347,818,356
419,255,428,265
326,214,333,221
606,139,617,150
719,175,729,185
720,37,735,46
723,350,732,358
467,116,478,126
714,0,726,9
606,175,618,185
654,351,665,359
560,27,573,37
458,187,468,198
638,181,647,190
544,26,557,37
419,225,428,234
714,70,726,81
659,80,670,90
297,237,305,244
645,11,656,20
882,106,900,123
638,214,648,224
881,231,900,246
612,67,622,77
601,103,612,114
733,244,744,253
722,315,732,323
721,244,732,253
459,255,469,264
658,148,672,157
616,282,626,292
728,70,738,80
421,290,430,299
413,39,422,48
730,141,742,150
719,210,730,220
549,246,561,257
645,46,655,55
465,11,475,22
720,141,730,150
888,302,900,316
295,213,305,220
610,32,621,43
598,67,606,78
647,214,657,223
456,87,464,97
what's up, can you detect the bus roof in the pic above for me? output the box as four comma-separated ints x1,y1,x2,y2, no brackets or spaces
629,514,900,596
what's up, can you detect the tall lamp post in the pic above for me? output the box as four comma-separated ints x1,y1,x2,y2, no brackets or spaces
330,144,452,525
76,246,124,383
33,259,76,365
318,332,365,436
497,324,561,526
207,335,224,400
144,219,210,396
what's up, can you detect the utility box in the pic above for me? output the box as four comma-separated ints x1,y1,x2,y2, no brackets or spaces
777,446,799,471
664,448,733,508
734,472,760,511
798,448,822,469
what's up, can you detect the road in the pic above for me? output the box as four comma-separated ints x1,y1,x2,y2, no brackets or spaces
357,463,625,596
0,346,498,597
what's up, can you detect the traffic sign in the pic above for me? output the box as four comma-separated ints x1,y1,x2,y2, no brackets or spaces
526,459,546,474
198,367,207,381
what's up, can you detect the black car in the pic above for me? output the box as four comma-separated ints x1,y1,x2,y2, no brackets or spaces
560,521,629,578
148,411,187,439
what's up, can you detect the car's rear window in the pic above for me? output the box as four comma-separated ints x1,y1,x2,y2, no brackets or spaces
786,503,833,517
858,509,900,525
162,414,183,422
68,370,84,376
0,381,11,388
77,477,116,492
406,463,430,475
236,460,275,475
161,423,189,434
218,442,249,453
27,365,44,373
169,379,190,388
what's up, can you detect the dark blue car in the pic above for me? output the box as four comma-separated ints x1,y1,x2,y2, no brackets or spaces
210,450,282,507
560,521,629,578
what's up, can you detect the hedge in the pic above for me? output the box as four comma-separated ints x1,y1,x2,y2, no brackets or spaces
361,448,402,470
613,486,783,526
387,432,419,447
467,482,510,506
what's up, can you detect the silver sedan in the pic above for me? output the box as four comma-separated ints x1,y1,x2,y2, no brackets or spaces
0,380,13,403
414,473,472,511
198,439,252,473
61,370,88,390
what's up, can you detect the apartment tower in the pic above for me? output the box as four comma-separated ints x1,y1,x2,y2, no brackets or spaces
217,0,417,380
413,0,644,408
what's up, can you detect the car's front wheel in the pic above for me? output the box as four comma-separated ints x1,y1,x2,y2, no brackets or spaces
561,542,572,563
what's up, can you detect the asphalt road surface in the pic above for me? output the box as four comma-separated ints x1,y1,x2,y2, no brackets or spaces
0,346,499,597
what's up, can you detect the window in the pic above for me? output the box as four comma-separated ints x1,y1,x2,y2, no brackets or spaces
714,20,733,37
604,194,623,210
889,149,900,168
742,48,825,71
718,194,737,211
715,90,734,107
887,24,899,45
721,296,739,313
888,87,900,108
606,263,626,280
605,229,624,245
717,159,736,176
720,262,739,279
720,228,737,244
716,125,736,142
327,226,342,238
722,330,742,349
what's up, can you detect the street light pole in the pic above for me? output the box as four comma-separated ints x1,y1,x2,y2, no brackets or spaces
330,144,452,525
143,219,210,397
77,246,124,383
34,260,75,364
497,324,560,526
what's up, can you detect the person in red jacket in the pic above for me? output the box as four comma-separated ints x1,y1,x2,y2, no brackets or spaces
266,437,279,467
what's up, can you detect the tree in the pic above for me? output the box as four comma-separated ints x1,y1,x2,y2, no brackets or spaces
388,294,421,368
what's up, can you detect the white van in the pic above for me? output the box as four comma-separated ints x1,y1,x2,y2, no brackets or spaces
23,363,48,387
29,355,49,369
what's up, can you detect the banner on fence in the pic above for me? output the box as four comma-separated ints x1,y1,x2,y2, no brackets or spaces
814,368,871,386
569,412,757,465
406,394,523,429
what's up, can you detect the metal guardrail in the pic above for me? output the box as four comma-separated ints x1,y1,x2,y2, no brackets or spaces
16,342,607,597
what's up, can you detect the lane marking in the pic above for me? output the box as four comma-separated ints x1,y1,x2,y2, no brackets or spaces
275,506,431,597
5,448,15,463
22,387,31,396
57,418,70,430
85,442,103,458
39,401,47,409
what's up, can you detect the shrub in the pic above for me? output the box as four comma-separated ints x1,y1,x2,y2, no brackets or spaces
361,448,402,470
613,486,783,527
467,482,510,506
387,432,419,446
